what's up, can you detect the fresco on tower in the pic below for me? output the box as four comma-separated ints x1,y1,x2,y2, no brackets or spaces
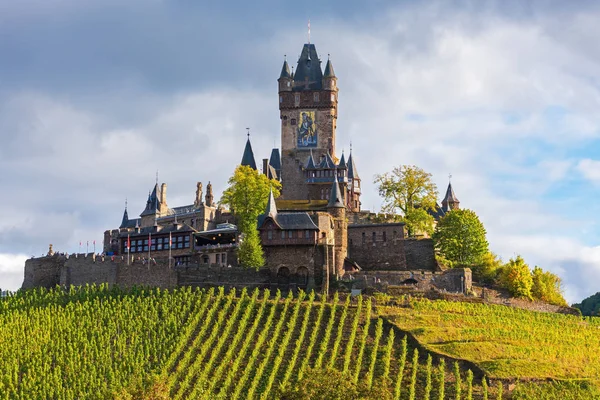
297,110,318,147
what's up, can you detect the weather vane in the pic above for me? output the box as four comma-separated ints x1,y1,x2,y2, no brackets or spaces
246,127,250,138
308,19,311,44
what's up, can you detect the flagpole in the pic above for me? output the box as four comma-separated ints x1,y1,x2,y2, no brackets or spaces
169,232,172,268
86,241,89,254
93,240,96,254
127,234,130,265
148,232,151,270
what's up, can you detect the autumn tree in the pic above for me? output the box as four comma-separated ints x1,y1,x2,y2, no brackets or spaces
499,256,533,300
432,209,489,266
220,165,281,268
531,266,567,306
374,165,438,236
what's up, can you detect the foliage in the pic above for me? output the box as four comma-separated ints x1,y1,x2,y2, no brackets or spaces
531,266,568,306
374,165,438,236
237,228,264,269
381,298,600,381
220,165,281,268
498,255,533,300
471,252,503,284
573,292,600,316
511,380,600,400
220,165,281,233
432,209,489,266
278,367,393,400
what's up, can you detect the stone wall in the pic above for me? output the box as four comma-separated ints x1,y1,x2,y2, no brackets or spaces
347,223,408,270
22,255,64,289
177,265,271,290
348,268,472,294
404,238,440,271
61,257,118,287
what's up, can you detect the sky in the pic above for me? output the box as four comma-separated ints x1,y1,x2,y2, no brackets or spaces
1,0,600,303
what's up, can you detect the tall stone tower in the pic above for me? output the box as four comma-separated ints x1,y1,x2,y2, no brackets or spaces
327,176,347,277
278,43,339,200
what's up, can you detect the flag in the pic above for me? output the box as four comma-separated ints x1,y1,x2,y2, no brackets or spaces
127,235,130,250
169,232,172,247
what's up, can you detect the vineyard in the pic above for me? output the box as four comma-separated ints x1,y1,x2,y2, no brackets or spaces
380,297,600,382
0,286,597,399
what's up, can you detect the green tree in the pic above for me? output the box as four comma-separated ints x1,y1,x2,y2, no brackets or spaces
573,292,600,316
531,266,567,306
374,165,438,236
432,209,488,265
499,256,533,300
220,165,281,268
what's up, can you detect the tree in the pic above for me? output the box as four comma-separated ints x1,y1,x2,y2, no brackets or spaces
374,165,438,236
220,165,281,268
573,292,600,316
472,252,503,284
531,266,567,306
499,256,533,300
432,209,488,265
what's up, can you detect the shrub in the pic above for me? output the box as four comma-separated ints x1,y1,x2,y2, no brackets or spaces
498,256,533,300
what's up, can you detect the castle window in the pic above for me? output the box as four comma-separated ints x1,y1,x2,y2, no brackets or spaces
281,231,286,239
216,254,220,264
362,232,366,244
314,92,319,102
267,230,273,240
383,231,387,242
137,245,142,252
305,230,310,239
372,232,376,244
279,96,283,103
295,94,300,106
288,230,293,239
331,93,335,102
222,253,227,264
291,118,296,125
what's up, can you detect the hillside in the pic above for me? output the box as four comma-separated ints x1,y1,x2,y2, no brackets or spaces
0,286,598,399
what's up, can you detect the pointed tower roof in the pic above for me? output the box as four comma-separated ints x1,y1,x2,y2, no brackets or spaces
279,59,292,79
306,150,316,169
319,151,336,169
324,58,335,78
120,204,129,228
441,181,459,212
338,151,346,169
140,184,161,216
347,151,360,179
241,135,257,170
293,44,323,91
328,174,345,208
268,148,281,172
265,187,278,219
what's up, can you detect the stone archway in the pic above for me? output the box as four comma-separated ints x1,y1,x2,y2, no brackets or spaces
296,267,309,288
277,267,291,285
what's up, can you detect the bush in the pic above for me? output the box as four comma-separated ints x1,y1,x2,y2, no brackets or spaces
471,252,503,284
498,256,533,300
531,266,567,306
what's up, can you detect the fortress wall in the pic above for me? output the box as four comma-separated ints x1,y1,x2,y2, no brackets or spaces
351,268,472,294
348,224,407,270
62,256,118,287
403,239,440,271
22,255,64,289
177,265,272,290
115,259,178,289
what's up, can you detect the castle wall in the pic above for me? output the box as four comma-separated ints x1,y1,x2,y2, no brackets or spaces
22,256,63,289
404,238,440,271
61,256,118,287
177,265,271,290
349,268,472,294
347,223,408,270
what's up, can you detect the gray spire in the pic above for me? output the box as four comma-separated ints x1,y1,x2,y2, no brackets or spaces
293,43,323,91
241,134,257,170
338,151,346,169
347,150,359,180
306,150,316,169
324,58,335,78
265,187,278,218
441,181,460,212
279,59,292,79
327,174,344,208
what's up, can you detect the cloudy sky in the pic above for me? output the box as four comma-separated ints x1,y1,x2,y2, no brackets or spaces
1,0,600,303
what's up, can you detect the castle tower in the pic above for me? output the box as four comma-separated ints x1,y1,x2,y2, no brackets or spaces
441,180,460,213
278,44,339,200
241,133,257,170
346,149,361,212
327,175,347,277
205,182,214,207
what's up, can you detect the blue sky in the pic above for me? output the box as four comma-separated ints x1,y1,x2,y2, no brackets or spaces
1,0,600,303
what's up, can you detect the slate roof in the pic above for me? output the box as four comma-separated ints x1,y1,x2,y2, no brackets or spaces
140,184,161,216
319,152,336,169
293,44,323,91
306,150,316,169
428,203,446,220
269,148,281,174
118,223,197,238
347,151,360,180
279,60,291,79
328,177,345,208
338,152,346,169
120,208,130,228
324,59,335,78
441,182,459,212
258,212,319,230
241,137,257,170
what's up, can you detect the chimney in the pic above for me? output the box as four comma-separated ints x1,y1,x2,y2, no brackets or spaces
262,159,269,176
160,183,167,204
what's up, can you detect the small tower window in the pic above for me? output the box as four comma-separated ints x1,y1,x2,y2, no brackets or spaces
331,93,335,102
372,232,376,244
288,230,293,238
267,230,273,240
383,231,387,242
362,232,366,244
314,93,319,102
295,94,300,106
291,118,296,126
279,96,283,103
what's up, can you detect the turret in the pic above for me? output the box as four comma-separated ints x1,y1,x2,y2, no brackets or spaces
241,133,257,170
327,175,347,278
323,57,337,91
278,58,293,92
441,181,460,213
205,181,214,207
346,148,361,212
120,200,129,229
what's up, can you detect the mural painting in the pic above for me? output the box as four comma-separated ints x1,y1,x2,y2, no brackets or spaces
297,110,317,147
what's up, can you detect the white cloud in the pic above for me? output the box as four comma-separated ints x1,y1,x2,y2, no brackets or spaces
0,254,28,292
576,159,600,183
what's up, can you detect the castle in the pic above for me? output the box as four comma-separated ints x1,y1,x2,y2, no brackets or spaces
22,39,469,294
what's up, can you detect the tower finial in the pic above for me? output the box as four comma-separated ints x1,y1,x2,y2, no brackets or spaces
350,141,353,153
284,54,287,61
449,173,452,182
246,127,250,138
308,19,311,44
156,170,158,185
